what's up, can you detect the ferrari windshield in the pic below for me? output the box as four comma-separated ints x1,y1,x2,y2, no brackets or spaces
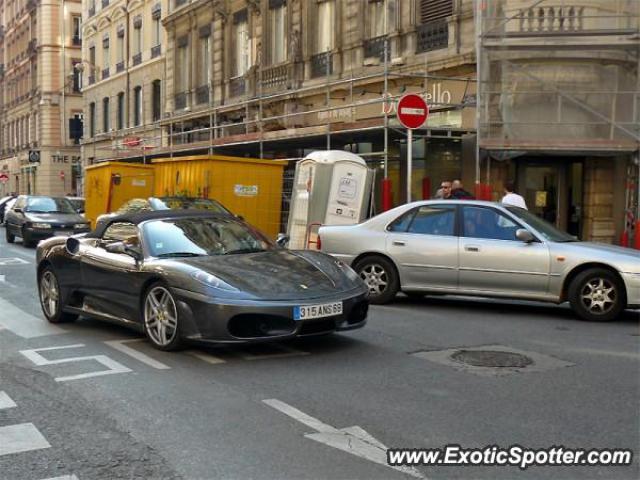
25,196,77,214
150,197,231,214
506,206,576,242
142,217,274,257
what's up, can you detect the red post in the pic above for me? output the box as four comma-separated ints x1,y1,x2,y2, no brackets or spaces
620,230,629,248
474,183,483,200
382,178,393,212
422,177,431,200
635,221,640,250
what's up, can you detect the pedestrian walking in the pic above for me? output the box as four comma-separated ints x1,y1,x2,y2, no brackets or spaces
451,180,475,199
501,181,527,209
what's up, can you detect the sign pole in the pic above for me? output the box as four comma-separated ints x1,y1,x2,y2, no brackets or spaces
407,128,412,203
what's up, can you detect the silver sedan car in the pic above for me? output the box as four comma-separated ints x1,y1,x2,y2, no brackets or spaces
319,200,640,322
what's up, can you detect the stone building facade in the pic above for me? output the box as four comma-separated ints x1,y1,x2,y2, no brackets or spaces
0,0,84,196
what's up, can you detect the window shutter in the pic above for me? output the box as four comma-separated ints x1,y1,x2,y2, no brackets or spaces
420,0,452,23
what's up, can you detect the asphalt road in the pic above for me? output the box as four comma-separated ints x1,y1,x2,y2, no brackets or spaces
0,230,638,480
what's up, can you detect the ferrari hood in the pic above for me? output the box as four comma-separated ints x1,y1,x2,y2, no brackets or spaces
180,250,355,300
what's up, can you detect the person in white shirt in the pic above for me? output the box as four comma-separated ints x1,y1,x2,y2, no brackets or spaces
501,181,527,209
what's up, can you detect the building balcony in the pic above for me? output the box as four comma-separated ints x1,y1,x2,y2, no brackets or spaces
174,91,187,110
416,19,449,53
310,52,332,78
261,64,289,90
132,53,142,66
72,35,81,46
88,75,95,85
102,68,109,80
229,76,245,97
195,85,209,105
101,0,109,7
151,45,161,58
363,35,386,61
116,61,124,73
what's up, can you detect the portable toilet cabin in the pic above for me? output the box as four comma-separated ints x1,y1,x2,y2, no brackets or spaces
286,151,374,250
84,162,155,228
151,155,286,239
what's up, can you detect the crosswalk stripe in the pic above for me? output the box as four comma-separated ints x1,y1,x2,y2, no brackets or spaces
0,297,66,338
104,339,171,369
0,391,17,410
186,350,226,364
42,476,80,480
0,423,51,456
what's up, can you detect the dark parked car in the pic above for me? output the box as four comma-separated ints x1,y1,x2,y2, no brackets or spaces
36,210,369,350
66,197,85,215
95,196,232,229
0,194,17,224
5,195,90,247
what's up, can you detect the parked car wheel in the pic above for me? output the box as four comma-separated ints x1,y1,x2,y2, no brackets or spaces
5,226,15,243
38,267,78,323
568,268,626,322
143,283,183,351
353,255,399,305
22,227,36,248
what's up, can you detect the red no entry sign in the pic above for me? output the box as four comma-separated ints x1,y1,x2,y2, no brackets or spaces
396,94,429,129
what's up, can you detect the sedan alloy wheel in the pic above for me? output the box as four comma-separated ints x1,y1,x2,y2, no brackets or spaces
568,268,625,322
354,256,399,304
143,284,182,350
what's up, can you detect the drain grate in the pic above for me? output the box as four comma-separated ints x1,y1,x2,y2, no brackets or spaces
451,350,533,368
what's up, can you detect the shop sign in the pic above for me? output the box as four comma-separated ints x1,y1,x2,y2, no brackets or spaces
234,184,258,197
52,155,81,164
28,150,40,163
0,173,8,183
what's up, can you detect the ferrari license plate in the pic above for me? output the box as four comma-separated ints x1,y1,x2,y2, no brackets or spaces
294,302,343,320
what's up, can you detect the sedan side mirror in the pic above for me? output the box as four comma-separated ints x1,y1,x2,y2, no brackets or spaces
516,228,535,243
276,233,290,248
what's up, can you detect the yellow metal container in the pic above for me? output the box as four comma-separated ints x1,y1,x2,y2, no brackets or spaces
84,162,155,227
151,155,286,238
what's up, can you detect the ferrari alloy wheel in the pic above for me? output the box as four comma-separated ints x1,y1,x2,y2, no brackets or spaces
568,268,625,322
143,284,182,351
353,255,399,305
38,267,77,323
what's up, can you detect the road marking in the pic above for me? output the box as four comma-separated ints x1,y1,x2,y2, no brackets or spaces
0,297,66,338
20,344,132,382
0,391,17,410
263,398,424,479
186,350,226,365
104,339,171,370
236,343,309,361
42,476,80,480
0,257,30,265
0,423,51,456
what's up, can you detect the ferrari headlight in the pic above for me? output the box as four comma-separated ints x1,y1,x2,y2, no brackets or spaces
191,271,239,292
74,223,90,229
335,260,360,282
31,223,52,229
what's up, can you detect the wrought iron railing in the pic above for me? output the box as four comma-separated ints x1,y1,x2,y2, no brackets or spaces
363,35,386,60
151,45,161,58
229,76,245,97
174,92,187,110
116,61,124,73
132,53,142,66
310,52,333,78
101,68,109,80
416,19,449,53
195,85,209,104
261,64,288,89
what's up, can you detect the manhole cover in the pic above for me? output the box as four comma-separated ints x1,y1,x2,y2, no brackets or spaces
451,350,533,368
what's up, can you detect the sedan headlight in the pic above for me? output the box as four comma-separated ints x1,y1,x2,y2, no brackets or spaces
74,223,90,229
191,271,239,292
31,223,52,229
335,260,361,282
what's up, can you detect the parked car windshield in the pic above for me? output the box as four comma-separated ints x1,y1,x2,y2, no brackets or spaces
25,196,76,214
142,217,274,257
151,197,231,214
506,207,576,242
66,198,85,212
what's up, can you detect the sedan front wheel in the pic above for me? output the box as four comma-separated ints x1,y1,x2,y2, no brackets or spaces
353,256,399,304
568,268,626,322
143,283,182,351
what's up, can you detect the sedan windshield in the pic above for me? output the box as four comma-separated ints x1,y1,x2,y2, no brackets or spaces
25,197,76,214
151,197,231,214
506,207,576,242
143,217,274,257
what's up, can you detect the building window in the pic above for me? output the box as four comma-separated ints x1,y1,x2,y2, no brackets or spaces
198,28,211,88
117,92,125,130
152,80,161,122
102,97,110,132
72,16,82,45
89,102,96,137
233,10,250,76
176,37,188,93
72,61,82,92
152,6,161,47
316,0,334,53
368,0,386,38
134,17,143,55
269,1,287,64
102,36,110,71
117,29,124,63
133,86,142,126
89,46,96,83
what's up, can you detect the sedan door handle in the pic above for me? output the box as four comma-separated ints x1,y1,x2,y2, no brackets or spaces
464,245,480,252
392,240,406,246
